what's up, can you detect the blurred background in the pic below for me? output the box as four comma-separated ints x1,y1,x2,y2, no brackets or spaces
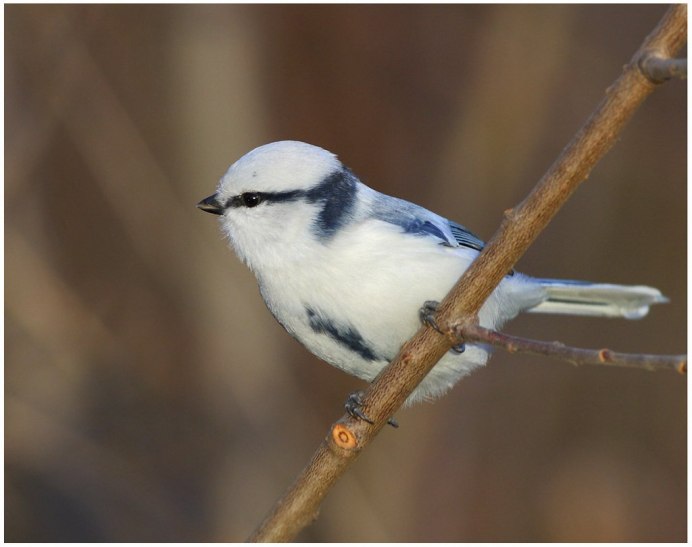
5,4,686,542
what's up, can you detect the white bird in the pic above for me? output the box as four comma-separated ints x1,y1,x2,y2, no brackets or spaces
198,141,667,409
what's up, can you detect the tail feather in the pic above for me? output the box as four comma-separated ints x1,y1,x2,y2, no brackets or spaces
528,279,668,319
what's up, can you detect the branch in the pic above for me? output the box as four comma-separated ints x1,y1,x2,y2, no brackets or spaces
247,5,686,542
640,54,687,82
454,322,687,375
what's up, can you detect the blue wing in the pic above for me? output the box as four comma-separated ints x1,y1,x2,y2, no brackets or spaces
369,192,485,252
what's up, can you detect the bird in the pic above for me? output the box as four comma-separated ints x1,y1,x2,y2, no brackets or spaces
197,140,667,410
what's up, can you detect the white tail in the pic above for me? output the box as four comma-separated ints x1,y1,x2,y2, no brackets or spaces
528,279,668,319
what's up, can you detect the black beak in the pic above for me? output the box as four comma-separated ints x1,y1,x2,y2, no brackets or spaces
197,194,224,215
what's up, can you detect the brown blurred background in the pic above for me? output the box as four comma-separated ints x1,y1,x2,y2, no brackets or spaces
5,4,686,542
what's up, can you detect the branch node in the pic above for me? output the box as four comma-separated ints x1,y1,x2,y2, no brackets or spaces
503,207,517,222
639,52,687,83
598,348,614,363
331,423,359,450
677,360,687,375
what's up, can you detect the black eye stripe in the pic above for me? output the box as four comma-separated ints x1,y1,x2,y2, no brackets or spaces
228,190,306,208
224,169,354,233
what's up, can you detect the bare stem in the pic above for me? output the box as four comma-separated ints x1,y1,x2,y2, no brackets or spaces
454,322,687,375
247,6,687,542
640,55,687,82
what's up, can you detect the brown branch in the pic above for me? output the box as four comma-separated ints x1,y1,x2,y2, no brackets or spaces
247,5,686,542
454,322,687,375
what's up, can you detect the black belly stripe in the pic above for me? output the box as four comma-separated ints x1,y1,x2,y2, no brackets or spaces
305,307,380,361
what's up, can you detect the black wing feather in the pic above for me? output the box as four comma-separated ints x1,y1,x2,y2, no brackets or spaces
448,221,485,251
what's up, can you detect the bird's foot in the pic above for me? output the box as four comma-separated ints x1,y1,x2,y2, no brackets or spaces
419,300,465,353
345,391,398,428
419,300,443,333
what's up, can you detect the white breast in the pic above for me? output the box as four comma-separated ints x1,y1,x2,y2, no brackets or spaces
251,218,544,403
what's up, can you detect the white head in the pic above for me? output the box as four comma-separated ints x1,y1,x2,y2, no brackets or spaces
198,141,361,272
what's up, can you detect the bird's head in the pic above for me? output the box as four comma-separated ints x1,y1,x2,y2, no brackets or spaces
198,141,361,271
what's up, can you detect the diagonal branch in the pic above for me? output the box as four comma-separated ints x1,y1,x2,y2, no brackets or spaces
247,5,686,542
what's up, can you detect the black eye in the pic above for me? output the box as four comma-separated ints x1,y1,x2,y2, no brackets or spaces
241,192,262,208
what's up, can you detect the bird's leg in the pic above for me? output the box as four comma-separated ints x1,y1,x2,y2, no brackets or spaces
345,391,398,428
419,300,466,354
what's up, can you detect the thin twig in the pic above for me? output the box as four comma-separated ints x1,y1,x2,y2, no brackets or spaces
640,55,687,82
454,322,687,374
247,6,686,542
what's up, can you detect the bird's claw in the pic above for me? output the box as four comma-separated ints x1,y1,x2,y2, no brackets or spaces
420,300,465,353
451,342,466,354
345,391,373,424
419,300,443,334
345,391,399,428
